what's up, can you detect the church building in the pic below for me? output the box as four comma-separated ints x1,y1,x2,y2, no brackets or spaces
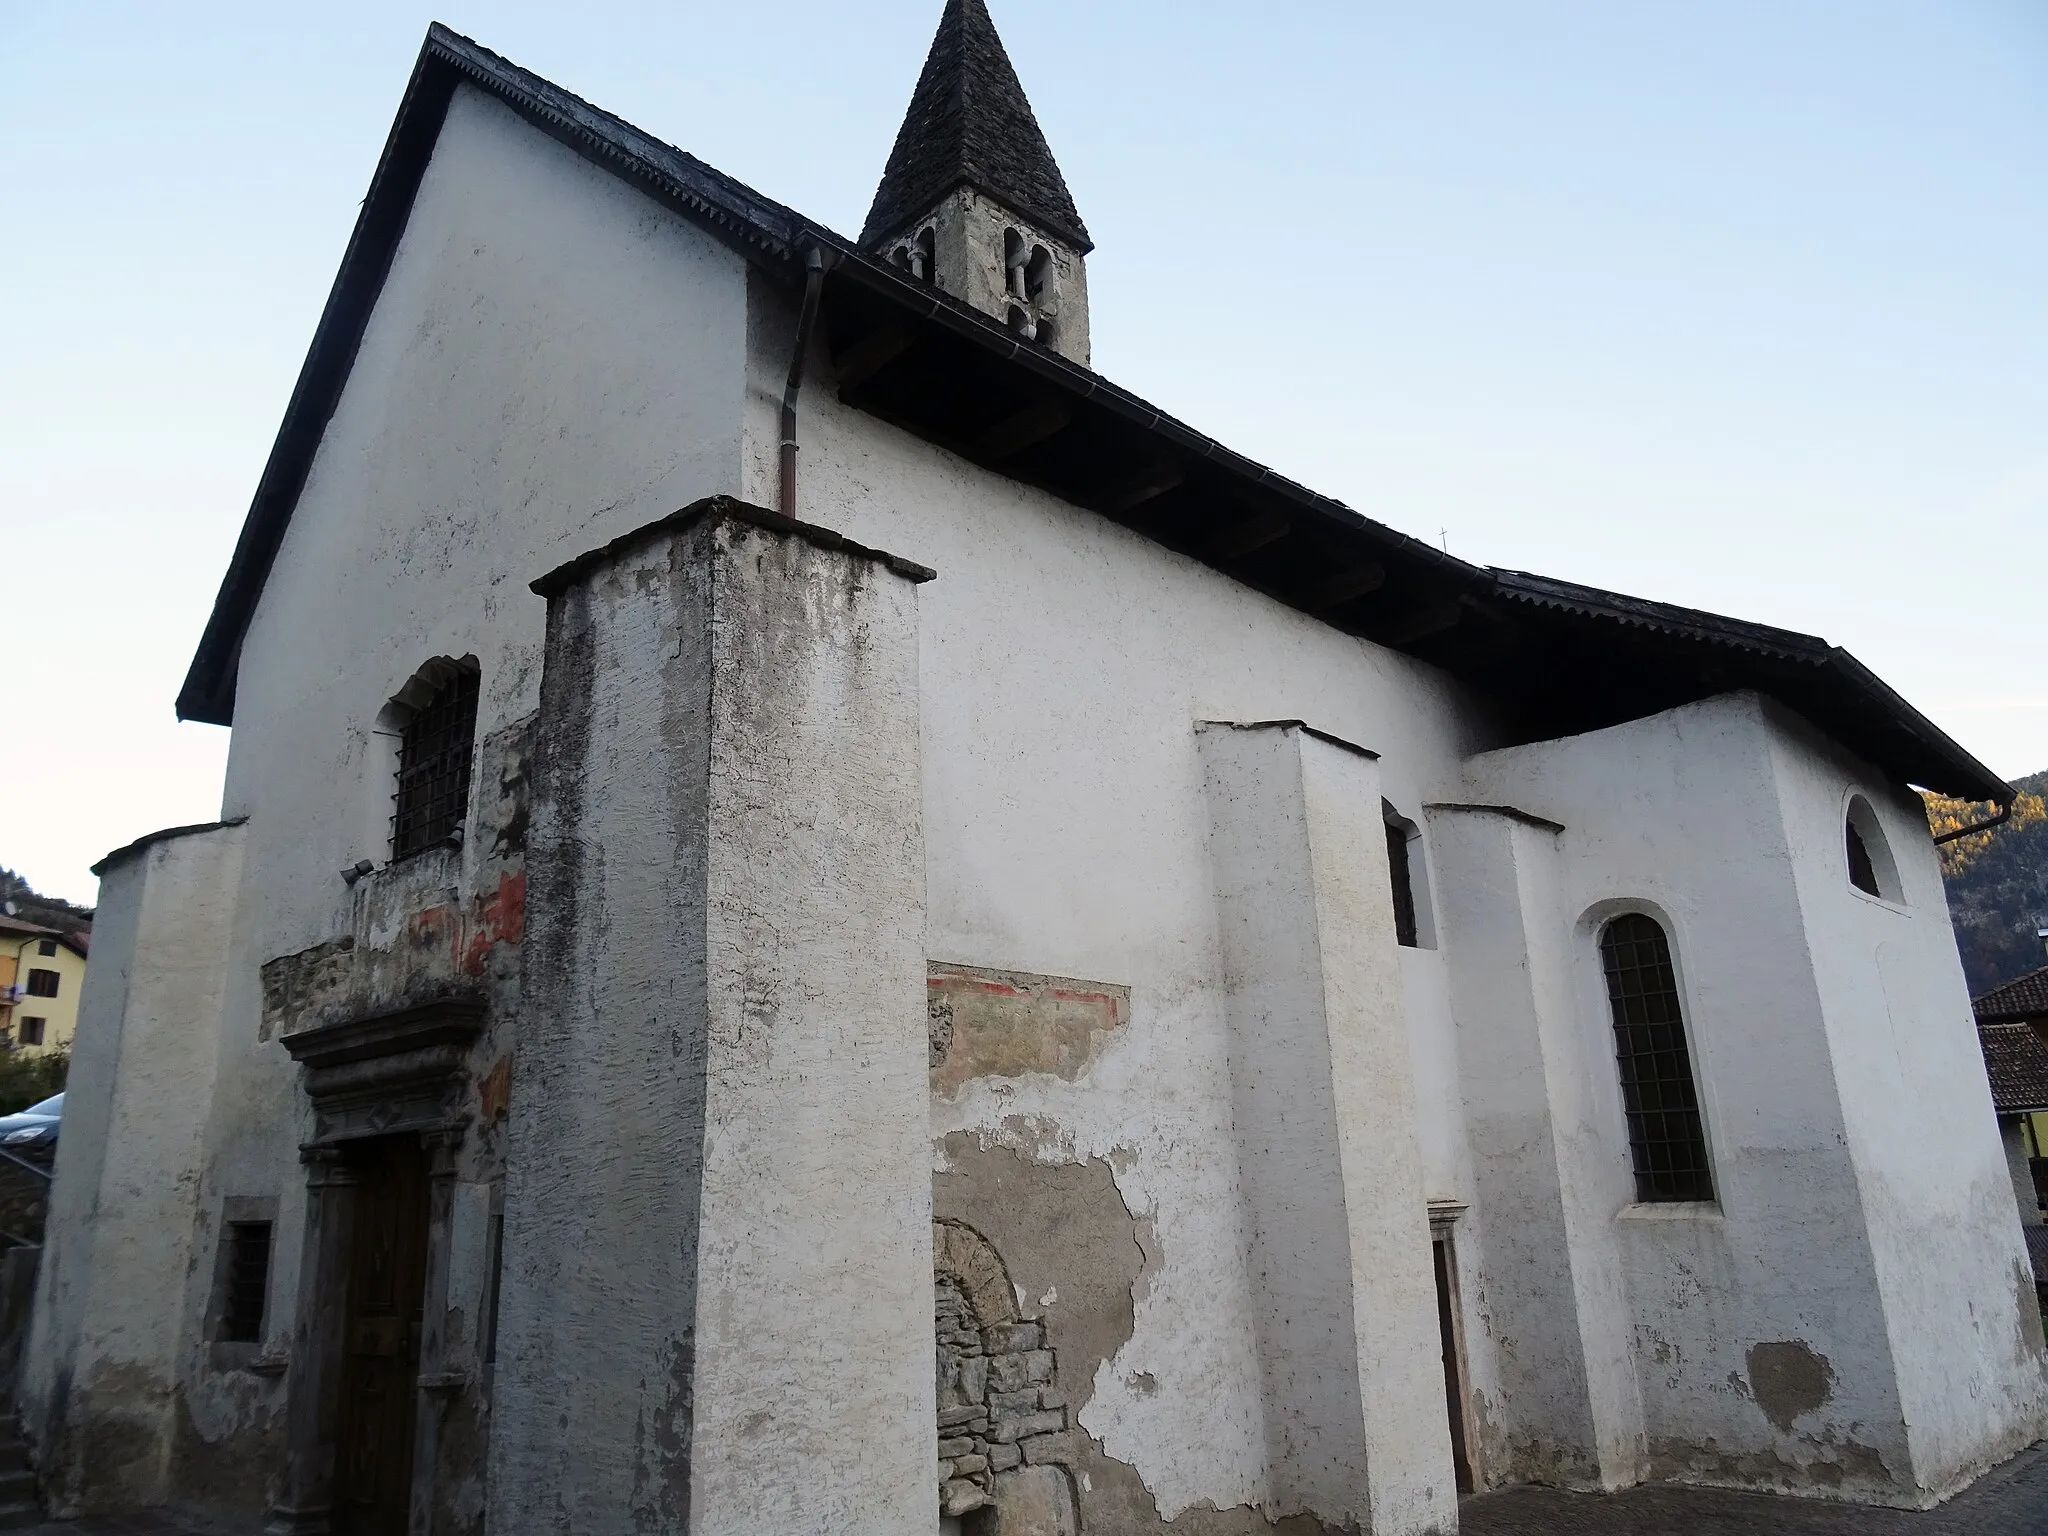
22,8,2046,1534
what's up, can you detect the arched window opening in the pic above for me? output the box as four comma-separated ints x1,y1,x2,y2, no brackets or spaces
1844,795,1902,902
391,659,480,859
1003,228,1028,300
1847,824,1879,896
1382,801,1434,949
1599,914,1714,1203
1024,245,1052,303
1006,305,1036,341
891,228,936,282
1034,317,1057,352
933,1221,1077,1533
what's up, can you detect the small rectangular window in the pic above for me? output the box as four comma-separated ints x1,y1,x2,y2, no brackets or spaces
18,1018,45,1047
35,940,55,958
218,1221,274,1343
1385,818,1419,948
24,969,59,998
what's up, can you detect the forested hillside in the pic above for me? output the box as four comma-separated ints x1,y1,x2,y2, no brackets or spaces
1925,770,2048,998
0,866,92,934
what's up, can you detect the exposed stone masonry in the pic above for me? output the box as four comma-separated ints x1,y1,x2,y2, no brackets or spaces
934,1221,1075,1528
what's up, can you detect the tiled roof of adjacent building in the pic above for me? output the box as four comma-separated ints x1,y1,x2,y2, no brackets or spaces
1976,964,2048,1025
860,0,1090,251
2026,1225,2048,1285
1978,1021,2048,1114
0,914,89,961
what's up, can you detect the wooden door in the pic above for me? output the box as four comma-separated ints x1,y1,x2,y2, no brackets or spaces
335,1136,429,1536
1433,1235,1474,1496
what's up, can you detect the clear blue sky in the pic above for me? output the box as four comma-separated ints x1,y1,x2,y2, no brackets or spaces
3,1,2045,904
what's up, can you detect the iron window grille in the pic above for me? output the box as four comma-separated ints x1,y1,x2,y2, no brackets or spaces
218,1221,273,1343
1599,914,1714,1203
392,668,480,860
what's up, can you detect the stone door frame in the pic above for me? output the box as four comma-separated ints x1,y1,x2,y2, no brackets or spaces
268,998,483,1536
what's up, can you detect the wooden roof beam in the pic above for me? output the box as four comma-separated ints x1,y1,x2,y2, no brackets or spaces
1207,508,1292,561
1098,461,1186,516
975,398,1073,460
1302,561,1387,612
834,322,917,393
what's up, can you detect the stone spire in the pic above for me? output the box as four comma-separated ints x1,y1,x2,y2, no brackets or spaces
861,0,1093,364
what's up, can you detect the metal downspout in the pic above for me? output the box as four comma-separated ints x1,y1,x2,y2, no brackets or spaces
779,246,828,517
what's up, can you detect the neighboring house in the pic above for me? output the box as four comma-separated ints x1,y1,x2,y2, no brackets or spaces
1977,963,2048,1305
0,915,86,1055
23,8,2048,1536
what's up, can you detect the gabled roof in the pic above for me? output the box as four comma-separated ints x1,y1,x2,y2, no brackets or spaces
1977,965,2048,1026
860,0,1089,251
0,915,89,962
172,24,2010,807
1978,1021,2048,1114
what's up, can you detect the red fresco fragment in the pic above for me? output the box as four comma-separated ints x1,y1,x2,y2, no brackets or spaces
460,868,528,975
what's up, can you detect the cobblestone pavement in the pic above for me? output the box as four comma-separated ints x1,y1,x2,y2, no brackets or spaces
1463,1442,2048,1535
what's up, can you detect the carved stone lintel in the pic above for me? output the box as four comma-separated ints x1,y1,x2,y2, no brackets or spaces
284,998,484,1148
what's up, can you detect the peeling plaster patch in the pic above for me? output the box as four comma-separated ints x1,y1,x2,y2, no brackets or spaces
934,1137,1146,1388
927,963,1129,1099
935,1137,1340,1533
1646,1429,1893,1500
1745,1340,1836,1434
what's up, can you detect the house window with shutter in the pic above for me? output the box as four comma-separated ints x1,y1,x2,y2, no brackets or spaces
1599,913,1714,1203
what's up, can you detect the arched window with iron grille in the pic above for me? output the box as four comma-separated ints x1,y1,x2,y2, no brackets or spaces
1598,913,1714,1203
391,662,480,859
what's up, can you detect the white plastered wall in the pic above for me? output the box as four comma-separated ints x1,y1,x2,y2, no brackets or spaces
1198,723,1455,1532
743,281,1493,1523
21,822,245,1515
170,81,755,1514
1766,714,2048,1495
1462,691,2046,1503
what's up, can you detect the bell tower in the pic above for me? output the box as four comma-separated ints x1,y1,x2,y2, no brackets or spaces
861,0,1093,366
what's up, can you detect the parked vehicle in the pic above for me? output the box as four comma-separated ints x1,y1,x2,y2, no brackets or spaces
0,1094,62,1164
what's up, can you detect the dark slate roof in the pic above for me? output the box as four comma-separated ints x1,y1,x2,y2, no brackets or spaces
859,0,1090,251
1977,965,2048,1026
170,24,2011,808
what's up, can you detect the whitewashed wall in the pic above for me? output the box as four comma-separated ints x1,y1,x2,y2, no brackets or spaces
754,282,1499,1524
1463,692,2047,1505
164,82,757,1522
22,822,245,1515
